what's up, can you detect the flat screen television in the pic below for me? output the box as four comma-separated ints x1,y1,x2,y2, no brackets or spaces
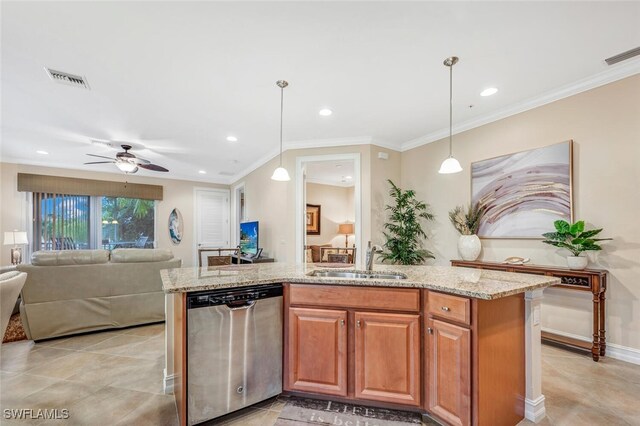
239,221,259,256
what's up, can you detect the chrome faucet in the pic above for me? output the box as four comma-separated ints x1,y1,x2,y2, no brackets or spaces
365,241,382,272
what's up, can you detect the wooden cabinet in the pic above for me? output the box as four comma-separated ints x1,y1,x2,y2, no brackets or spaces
286,307,348,396
354,312,421,406
285,284,421,407
426,318,471,426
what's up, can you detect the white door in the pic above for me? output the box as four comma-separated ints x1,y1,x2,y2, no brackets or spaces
194,188,230,253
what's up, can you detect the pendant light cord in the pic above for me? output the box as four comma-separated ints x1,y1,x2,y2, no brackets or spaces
449,63,453,158
279,85,284,166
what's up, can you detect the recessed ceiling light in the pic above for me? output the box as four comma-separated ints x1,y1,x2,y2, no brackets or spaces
480,87,498,97
198,170,207,174
344,175,353,180
36,150,49,155
319,108,333,116
226,136,238,142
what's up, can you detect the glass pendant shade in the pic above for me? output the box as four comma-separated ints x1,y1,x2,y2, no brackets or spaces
271,166,290,181
271,80,290,182
438,56,463,175
438,156,463,174
116,162,138,173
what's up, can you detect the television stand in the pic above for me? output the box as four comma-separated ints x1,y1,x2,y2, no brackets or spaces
231,254,275,264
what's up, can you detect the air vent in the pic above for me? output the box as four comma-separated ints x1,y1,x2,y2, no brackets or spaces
605,47,640,66
45,68,90,89
219,171,235,176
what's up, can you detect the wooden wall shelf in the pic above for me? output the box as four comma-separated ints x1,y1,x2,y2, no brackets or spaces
450,260,608,362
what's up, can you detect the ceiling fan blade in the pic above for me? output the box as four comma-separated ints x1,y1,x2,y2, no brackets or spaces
84,161,116,165
133,157,151,165
86,154,115,160
138,163,169,172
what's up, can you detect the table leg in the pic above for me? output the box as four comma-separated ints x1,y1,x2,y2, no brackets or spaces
592,292,600,362
599,290,606,357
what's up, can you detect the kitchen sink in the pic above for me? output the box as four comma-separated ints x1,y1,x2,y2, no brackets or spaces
308,270,407,280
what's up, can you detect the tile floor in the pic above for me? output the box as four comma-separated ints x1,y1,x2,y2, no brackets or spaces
1,323,638,425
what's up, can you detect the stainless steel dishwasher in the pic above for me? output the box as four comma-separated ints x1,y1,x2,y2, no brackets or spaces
186,284,283,425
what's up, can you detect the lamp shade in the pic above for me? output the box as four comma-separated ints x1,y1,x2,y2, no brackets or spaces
338,223,354,235
438,157,463,174
4,231,28,245
271,166,291,181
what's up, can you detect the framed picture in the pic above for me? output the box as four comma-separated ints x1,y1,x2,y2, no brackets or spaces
168,208,184,244
471,140,573,238
306,204,321,235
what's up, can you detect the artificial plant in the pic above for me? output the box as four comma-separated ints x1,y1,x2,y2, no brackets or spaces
448,202,486,235
379,179,435,265
542,220,611,256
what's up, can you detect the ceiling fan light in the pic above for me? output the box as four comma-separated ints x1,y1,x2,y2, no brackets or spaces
438,156,463,174
116,161,138,173
271,166,291,181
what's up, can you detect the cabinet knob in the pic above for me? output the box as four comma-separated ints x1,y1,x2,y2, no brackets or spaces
356,320,361,328
340,319,345,327
441,306,450,312
427,327,433,334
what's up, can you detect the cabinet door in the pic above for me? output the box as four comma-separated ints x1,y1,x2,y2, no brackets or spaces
354,312,421,406
427,318,471,426
287,307,348,396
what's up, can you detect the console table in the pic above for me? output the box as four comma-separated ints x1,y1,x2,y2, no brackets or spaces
231,254,275,264
451,259,608,361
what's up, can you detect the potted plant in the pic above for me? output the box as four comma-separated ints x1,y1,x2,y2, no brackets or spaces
542,220,611,270
448,202,485,261
378,180,435,265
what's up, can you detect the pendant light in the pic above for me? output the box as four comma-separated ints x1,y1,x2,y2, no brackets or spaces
271,80,291,181
438,56,463,174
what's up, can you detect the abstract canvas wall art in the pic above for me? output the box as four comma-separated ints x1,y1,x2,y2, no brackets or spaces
471,141,573,238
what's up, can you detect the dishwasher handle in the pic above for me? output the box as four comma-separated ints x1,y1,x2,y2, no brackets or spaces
226,300,256,310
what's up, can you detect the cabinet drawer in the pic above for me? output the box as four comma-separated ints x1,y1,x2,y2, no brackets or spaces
289,284,420,312
426,291,471,325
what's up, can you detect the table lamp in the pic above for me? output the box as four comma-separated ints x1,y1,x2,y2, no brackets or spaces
338,223,354,248
4,230,28,265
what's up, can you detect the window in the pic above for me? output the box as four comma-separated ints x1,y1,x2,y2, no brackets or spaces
33,193,91,250
101,197,155,249
33,193,155,251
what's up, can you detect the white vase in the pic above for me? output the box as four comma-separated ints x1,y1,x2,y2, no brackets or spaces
458,234,481,261
567,255,588,270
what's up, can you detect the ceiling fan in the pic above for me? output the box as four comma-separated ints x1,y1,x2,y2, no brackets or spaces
84,144,169,174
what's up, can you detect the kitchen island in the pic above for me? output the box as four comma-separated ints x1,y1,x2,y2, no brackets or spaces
162,263,559,426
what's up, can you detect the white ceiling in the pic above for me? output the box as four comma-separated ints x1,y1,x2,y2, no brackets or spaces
306,160,355,187
2,2,639,183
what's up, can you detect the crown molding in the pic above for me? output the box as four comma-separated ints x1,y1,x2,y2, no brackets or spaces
228,135,392,184
400,59,640,152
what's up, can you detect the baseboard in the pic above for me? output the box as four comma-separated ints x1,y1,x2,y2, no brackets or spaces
542,327,640,366
525,395,546,423
163,369,175,395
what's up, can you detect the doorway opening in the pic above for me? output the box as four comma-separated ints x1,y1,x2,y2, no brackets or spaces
295,153,361,265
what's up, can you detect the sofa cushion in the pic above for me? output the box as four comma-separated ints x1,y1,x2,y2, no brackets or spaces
111,248,174,263
308,244,332,263
31,250,110,266
0,270,21,281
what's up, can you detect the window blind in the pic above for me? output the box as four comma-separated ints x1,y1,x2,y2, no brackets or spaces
33,193,91,250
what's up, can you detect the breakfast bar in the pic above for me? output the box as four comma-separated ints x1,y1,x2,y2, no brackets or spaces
162,263,560,426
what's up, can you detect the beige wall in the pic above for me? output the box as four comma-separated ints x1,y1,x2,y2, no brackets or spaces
370,145,401,247
0,163,229,267
401,75,640,352
232,145,376,263
306,183,355,247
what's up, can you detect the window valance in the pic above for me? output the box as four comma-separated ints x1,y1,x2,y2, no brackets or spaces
17,173,163,200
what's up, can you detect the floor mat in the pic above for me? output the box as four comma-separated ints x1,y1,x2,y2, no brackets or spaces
3,313,27,343
275,397,440,426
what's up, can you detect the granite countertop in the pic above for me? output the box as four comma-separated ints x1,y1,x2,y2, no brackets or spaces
161,262,560,300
